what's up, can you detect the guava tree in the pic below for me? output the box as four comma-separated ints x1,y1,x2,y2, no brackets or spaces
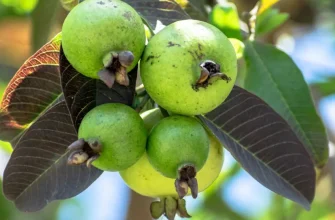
0,0,329,219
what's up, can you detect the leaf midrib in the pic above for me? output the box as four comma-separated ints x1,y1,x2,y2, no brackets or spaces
203,116,310,208
13,101,75,202
246,41,317,161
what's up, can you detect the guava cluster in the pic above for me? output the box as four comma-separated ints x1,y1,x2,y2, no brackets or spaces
62,0,236,219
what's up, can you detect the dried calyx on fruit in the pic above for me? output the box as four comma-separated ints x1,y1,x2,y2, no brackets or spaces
62,0,146,88
67,103,147,171
146,115,210,199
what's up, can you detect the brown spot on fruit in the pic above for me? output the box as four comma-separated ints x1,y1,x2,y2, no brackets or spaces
167,41,181,47
145,55,160,63
123,11,132,21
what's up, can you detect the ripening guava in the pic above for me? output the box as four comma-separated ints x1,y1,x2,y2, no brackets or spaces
62,0,146,86
77,103,147,171
140,19,237,115
147,115,209,178
119,109,224,198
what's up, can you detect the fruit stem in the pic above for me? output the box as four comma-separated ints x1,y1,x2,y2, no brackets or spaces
135,93,151,113
158,106,169,118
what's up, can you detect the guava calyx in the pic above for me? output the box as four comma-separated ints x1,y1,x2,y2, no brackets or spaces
150,197,191,220
174,164,199,199
98,50,135,88
193,60,232,91
67,138,102,168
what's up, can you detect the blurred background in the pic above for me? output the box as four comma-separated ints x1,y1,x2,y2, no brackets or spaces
1,0,335,219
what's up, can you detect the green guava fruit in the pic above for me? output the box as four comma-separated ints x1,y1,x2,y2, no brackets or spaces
62,0,146,87
77,103,147,171
146,115,210,198
140,19,237,115
120,109,223,198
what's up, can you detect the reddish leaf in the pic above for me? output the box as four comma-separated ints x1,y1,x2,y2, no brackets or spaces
0,33,62,142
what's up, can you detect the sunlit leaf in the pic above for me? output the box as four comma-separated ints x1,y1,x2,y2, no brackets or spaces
258,0,279,15
200,86,316,210
175,0,207,21
0,140,12,153
0,33,62,142
209,2,242,40
124,0,190,30
243,41,329,167
3,101,102,212
1,0,38,13
256,8,289,36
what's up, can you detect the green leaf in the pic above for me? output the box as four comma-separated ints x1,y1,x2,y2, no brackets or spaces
31,0,60,52
209,2,242,40
243,41,329,167
310,77,335,97
256,8,289,36
0,141,12,153
0,0,38,14
258,0,279,15
177,0,208,21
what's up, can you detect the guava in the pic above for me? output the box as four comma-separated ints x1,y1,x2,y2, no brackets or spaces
140,19,237,115
120,109,223,196
62,0,146,87
120,109,223,219
67,103,147,171
119,132,223,197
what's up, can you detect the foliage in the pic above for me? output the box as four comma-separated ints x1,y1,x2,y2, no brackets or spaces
0,0,331,219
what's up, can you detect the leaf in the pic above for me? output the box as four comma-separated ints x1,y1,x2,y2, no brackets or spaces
256,8,289,36
175,0,208,21
59,47,137,130
3,101,102,212
124,0,190,30
243,41,328,167
199,86,316,210
0,33,62,142
209,2,242,40
60,0,79,11
31,0,60,52
311,77,335,97
258,0,279,15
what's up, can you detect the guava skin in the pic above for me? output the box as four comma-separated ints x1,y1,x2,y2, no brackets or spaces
140,19,237,116
78,103,147,171
119,109,224,197
147,115,210,178
62,0,146,79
